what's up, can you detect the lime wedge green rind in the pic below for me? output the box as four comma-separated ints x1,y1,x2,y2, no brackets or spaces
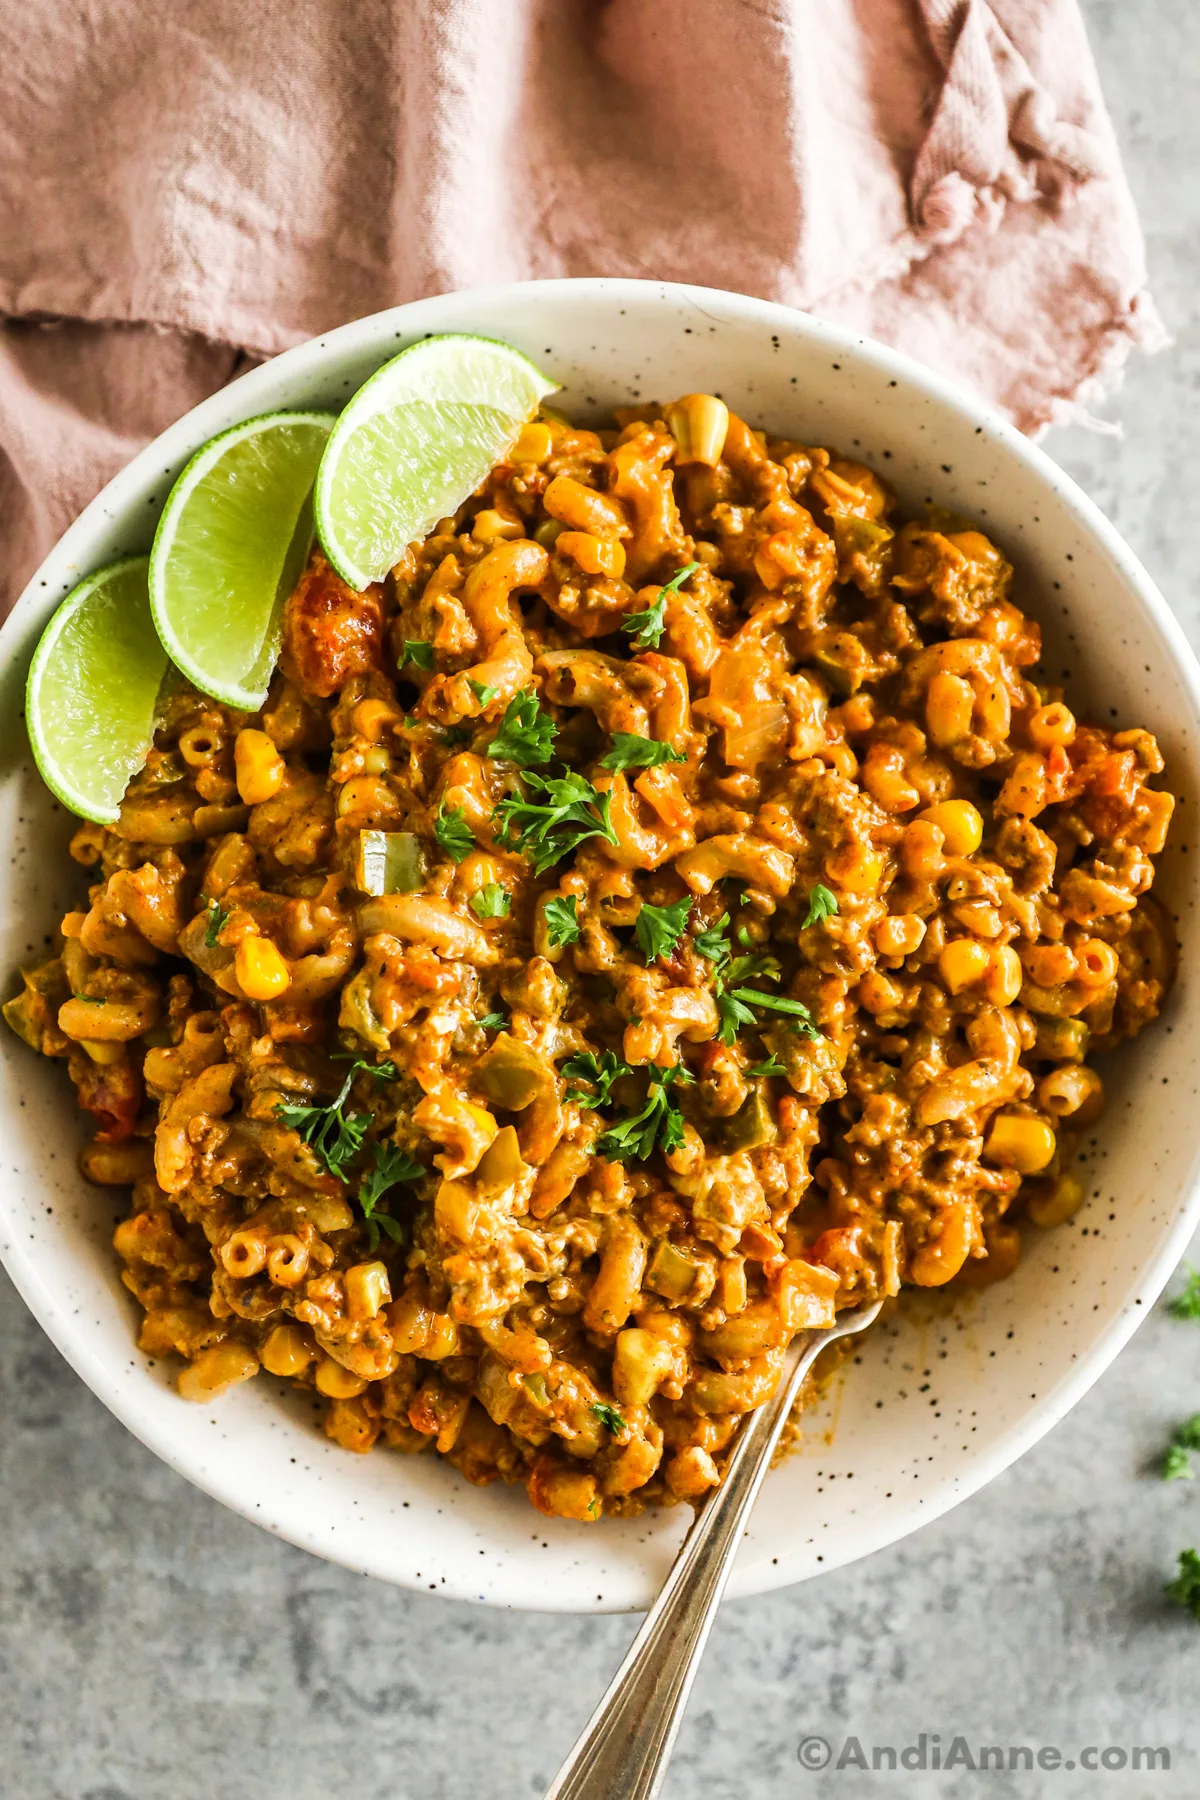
149,410,336,711
314,334,558,591
26,556,168,825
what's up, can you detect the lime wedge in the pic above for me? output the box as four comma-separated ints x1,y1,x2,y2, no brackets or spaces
314,334,558,590
149,410,335,710
26,556,168,824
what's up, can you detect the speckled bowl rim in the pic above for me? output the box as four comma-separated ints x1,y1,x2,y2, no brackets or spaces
2,277,1200,1612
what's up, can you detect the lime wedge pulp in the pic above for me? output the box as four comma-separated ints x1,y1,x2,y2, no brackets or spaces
149,410,335,711
26,556,169,824
314,334,559,591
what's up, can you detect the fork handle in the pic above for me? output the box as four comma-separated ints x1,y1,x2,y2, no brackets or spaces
542,1328,830,1800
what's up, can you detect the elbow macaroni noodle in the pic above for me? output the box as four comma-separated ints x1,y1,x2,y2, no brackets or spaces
4,397,1176,1521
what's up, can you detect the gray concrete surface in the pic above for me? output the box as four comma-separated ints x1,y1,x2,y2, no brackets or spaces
3,4,1200,1795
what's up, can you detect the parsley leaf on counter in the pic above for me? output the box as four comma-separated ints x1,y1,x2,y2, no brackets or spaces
487,690,557,767
635,895,693,965
434,800,475,864
1169,1265,1200,1320
599,734,687,773
495,770,618,874
1164,1445,1195,1483
544,894,581,949
469,883,511,920
802,883,839,929
1165,1549,1200,1622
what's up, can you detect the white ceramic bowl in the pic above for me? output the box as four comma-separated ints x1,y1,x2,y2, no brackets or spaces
2,279,1198,1613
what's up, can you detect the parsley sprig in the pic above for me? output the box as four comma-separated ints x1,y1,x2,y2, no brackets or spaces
599,734,686,773
562,1050,632,1110
487,691,557,767
276,1058,396,1184
694,913,818,1044
621,561,700,651
595,1062,693,1162
434,801,475,864
469,883,511,920
358,1141,424,1251
544,894,581,949
494,770,618,875
635,896,693,965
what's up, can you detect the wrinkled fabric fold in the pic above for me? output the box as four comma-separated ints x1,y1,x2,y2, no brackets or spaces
0,0,1162,616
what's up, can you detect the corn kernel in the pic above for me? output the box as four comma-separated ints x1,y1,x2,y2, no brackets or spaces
235,935,291,1001
511,420,554,464
471,508,524,543
1026,1172,1086,1228
556,530,626,580
665,393,730,466
984,944,1023,1006
315,1356,368,1399
925,672,974,747
985,1112,1057,1174
234,728,286,805
874,914,926,958
345,1260,392,1321
938,938,991,993
838,846,885,895
178,1341,260,1402
918,799,983,856
260,1323,315,1378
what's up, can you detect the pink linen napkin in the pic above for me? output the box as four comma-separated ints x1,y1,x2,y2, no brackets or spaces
0,0,1163,616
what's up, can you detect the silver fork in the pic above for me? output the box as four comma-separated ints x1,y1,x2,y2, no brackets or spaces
542,1298,883,1800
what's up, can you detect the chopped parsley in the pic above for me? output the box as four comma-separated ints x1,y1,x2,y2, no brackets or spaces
204,897,231,948
486,690,557,767
434,800,475,864
400,640,435,672
802,883,839,929
599,734,687,773
494,770,618,874
1169,1265,1200,1320
469,883,511,920
468,678,498,707
596,1062,693,1163
635,895,693,965
276,1058,396,1184
728,986,820,1038
562,1049,632,1110
621,560,700,651
1165,1549,1200,1622
746,1054,787,1078
694,912,817,1044
478,1010,508,1032
544,894,581,949
591,1402,627,1435
358,1141,424,1251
